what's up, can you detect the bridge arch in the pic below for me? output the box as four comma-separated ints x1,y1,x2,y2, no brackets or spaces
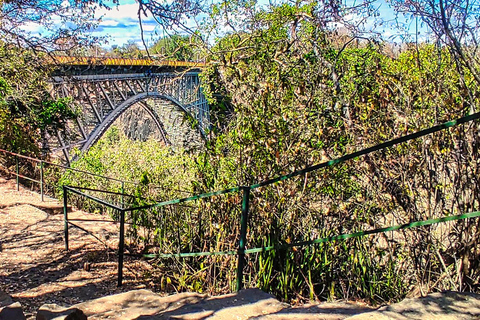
80,92,205,154
50,70,209,164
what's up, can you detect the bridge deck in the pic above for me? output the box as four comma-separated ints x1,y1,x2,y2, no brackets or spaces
53,56,205,67
51,56,205,76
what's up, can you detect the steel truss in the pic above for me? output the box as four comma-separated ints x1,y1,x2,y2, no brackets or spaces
50,72,209,164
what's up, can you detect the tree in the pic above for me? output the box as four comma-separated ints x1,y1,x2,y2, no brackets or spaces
109,40,144,58
0,44,77,155
390,0,480,86
0,0,210,54
150,34,201,61
184,0,480,300
0,0,114,52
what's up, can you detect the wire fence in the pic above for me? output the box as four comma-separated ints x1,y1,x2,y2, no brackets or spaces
60,111,480,290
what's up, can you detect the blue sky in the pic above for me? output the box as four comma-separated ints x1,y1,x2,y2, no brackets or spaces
21,0,160,48
20,0,421,49
91,0,422,46
89,0,160,48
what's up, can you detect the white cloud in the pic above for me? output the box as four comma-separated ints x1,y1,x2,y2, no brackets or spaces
95,4,141,21
92,3,159,47
21,22,44,34
15,1,159,48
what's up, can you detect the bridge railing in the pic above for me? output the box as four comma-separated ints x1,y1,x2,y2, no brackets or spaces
51,56,206,68
61,111,480,291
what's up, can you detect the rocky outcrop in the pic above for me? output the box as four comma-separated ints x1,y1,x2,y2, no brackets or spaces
116,99,204,151
33,289,480,320
345,291,480,320
0,291,25,320
32,289,286,320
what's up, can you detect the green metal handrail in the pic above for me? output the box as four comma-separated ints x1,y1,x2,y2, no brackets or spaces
61,111,480,289
0,148,140,202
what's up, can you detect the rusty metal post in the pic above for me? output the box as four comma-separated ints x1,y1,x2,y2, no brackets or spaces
15,156,19,191
40,161,44,202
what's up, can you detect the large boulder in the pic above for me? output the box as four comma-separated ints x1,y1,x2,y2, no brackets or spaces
36,288,285,320
346,291,480,320
0,291,25,320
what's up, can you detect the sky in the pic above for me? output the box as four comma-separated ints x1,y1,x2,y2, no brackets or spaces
19,0,160,49
89,0,159,48
20,0,422,49
92,0,423,46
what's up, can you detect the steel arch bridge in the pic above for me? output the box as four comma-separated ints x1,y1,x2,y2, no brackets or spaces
49,57,209,164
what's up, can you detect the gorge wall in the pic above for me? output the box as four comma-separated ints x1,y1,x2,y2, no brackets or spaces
115,98,204,151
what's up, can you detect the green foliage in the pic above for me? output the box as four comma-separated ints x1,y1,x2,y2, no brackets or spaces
0,44,78,155
109,40,144,59
150,35,201,61
198,1,480,304
59,126,196,210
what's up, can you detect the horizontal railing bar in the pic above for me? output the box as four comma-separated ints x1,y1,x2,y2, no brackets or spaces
16,173,40,184
0,149,40,162
68,221,117,251
123,186,241,212
247,210,480,253
68,218,118,223
0,148,138,185
68,218,138,226
67,185,172,203
130,249,238,259
67,186,137,198
136,210,480,259
46,162,137,185
250,112,480,190
65,186,125,211
120,111,480,212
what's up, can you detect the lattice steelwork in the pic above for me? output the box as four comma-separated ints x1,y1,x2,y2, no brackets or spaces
50,71,209,163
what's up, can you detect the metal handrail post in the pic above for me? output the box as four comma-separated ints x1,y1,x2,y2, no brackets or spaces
121,181,125,209
63,186,69,251
236,186,251,291
117,208,126,287
15,156,19,191
40,161,44,202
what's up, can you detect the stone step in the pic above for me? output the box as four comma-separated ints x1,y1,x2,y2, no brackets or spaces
34,289,480,320
30,203,73,215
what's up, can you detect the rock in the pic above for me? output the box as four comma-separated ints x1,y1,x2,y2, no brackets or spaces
0,302,26,320
116,99,204,151
0,291,25,320
36,304,87,320
42,288,286,320
346,291,480,320
0,291,13,307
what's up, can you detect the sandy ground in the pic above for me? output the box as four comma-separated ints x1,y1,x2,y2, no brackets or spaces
0,176,160,318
